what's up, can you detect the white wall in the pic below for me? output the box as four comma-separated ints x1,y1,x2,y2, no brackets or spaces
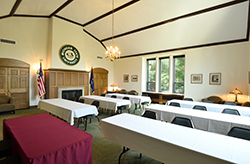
114,42,250,103
0,17,50,106
49,17,114,84
0,17,115,106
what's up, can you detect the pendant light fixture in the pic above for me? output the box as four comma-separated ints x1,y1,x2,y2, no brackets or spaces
105,0,121,61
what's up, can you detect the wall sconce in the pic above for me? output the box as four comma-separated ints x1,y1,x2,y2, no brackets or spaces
36,59,43,74
229,88,242,102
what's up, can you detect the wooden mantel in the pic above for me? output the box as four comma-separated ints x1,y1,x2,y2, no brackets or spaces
43,68,89,99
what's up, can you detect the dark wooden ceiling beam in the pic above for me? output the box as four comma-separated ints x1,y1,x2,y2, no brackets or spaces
101,0,248,42
83,29,107,50
49,0,74,18
82,0,140,27
9,0,22,16
120,38,248,59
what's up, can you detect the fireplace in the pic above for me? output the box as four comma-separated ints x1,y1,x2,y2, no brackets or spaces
58,86,84,101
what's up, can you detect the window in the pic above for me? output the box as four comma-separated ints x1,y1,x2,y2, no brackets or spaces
145,55,185,93
173,55,185,93
159,57,169,92
146,58,156,91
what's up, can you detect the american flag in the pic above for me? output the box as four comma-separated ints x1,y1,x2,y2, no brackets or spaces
37,61,45,99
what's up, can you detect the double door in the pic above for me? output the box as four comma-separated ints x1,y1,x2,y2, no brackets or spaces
0,67,29,109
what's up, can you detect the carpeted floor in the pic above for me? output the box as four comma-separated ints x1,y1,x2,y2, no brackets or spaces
0,105,162,164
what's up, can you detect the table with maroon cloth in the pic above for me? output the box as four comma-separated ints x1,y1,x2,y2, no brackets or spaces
3,113,93,164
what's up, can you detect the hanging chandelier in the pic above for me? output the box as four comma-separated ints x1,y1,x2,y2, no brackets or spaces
105,0,121,61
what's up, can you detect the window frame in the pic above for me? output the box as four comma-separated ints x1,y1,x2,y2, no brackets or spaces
146,58,156,92
158,56,170,92
173,55,185,94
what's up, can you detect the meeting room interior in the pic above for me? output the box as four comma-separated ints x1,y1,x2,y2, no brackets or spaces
1,0,250,164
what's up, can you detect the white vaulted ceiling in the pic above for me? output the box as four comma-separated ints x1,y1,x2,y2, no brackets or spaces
0,0,249,57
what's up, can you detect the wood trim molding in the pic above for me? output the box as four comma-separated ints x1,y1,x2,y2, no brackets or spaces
44,68,89,73
9,0,22,16
49,0,74,18
83,29,107,49
93,67,109,74
82,0,140,27
0,58,30,68
120,38,248,59
101,0,248,42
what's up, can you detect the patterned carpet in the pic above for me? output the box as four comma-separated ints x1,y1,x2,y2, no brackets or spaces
0,106,162,164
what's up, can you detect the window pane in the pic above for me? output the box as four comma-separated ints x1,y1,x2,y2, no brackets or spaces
159,58,169,91
147,59,156,91
174,56,185,93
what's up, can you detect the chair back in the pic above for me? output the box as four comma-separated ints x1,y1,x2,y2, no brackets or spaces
142,111,156,119
202,99,213,103
79,99,85,103
222,108,240,116
123,97,129,100
91,101,100,110
111,95,117,98
193,105,207,111
224,101,237,106
169,102,180,107
171,117,193,128
227,127,250,141
184,98,193,101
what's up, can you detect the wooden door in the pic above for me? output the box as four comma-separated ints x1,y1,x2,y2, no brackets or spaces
0,67,8,95
9,68,29,109
93,68,108,95
0,58,30,109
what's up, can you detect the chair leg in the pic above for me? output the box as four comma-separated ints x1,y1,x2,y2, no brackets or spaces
77,118,81,128
96,116,100,122
12,110,15,114
127,108,130,114
85,118,87,131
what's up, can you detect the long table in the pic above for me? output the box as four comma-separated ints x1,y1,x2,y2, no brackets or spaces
144,104,250,135
100,113,250,164
80,95,131,112
167,99,250,116
3,113,93,164
105,93,151,105
38,98,98,125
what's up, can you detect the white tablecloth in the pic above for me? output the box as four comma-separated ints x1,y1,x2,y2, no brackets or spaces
105,93,151,105
167,99,250,116
100,113,250,164
144,104,250,135
80,95,131,112
38,98,98,125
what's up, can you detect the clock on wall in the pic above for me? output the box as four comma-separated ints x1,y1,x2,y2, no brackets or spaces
59,45,80,66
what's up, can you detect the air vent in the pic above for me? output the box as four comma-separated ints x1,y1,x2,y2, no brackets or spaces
97,56,103,59
1,39,16,44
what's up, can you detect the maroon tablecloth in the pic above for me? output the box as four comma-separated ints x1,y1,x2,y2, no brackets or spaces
3,113,93,164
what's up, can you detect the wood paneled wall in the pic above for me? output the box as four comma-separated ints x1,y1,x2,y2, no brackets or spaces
0,58,30,109
44,69,89,99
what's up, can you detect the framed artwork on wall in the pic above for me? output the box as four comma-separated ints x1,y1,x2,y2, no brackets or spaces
191,74,202,84
209,73,221,85
123,74,129,83
131,75,138,82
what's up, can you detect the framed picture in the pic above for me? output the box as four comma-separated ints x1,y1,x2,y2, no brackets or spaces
123,74,129,83
131,75,138,82
191,74,202,84
209,73,221,85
